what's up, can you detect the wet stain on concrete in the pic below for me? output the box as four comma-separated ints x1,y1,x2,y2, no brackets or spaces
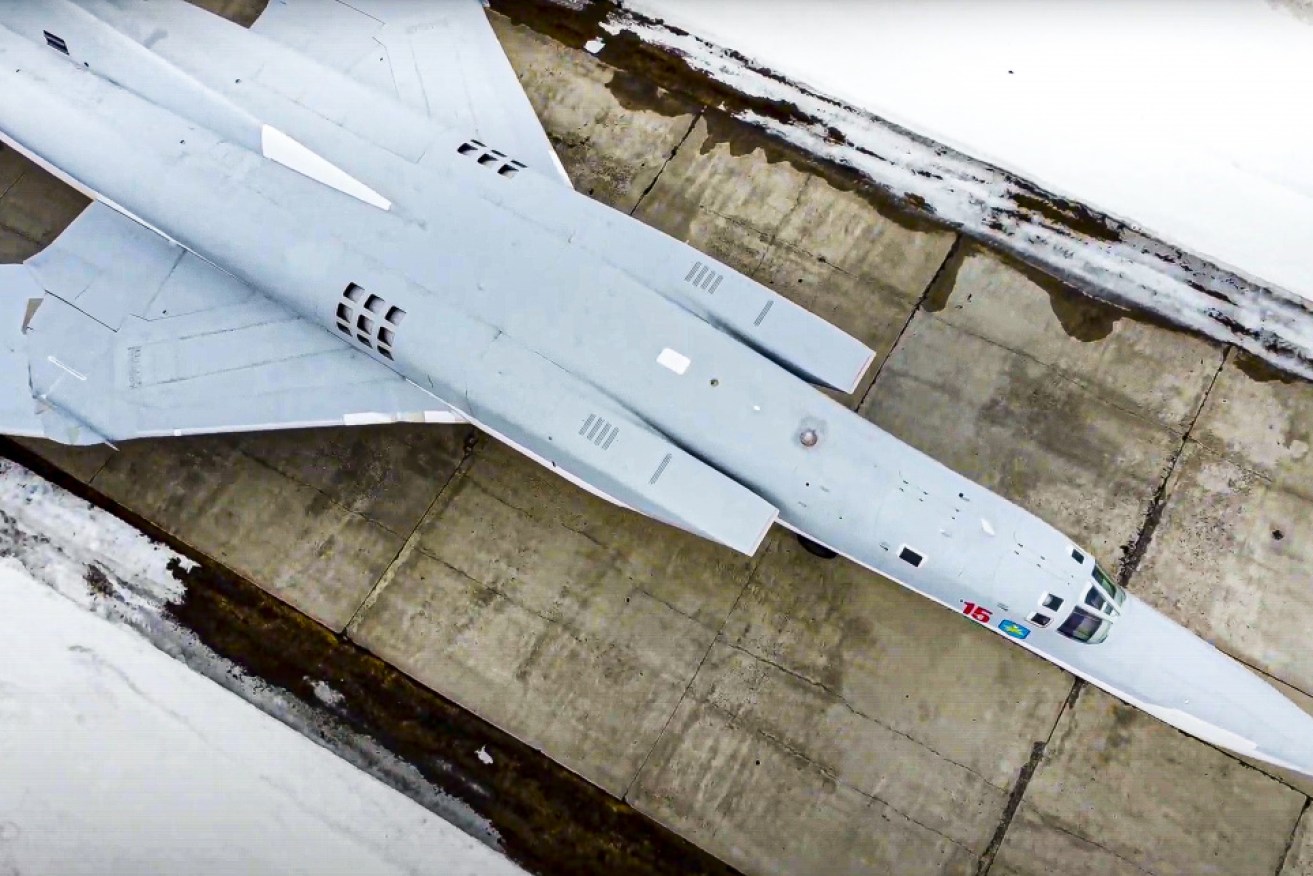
922,244,967,313
1105,701,1138,754
1236,349,1299,385
606,69,701,120
0,438,742,876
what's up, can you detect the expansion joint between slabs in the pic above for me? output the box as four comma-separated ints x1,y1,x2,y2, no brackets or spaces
856,235,965,412
629,108,704,217
1117,346,1228,588
1276,796,1312,876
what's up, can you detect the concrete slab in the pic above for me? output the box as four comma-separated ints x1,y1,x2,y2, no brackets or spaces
992,685,1305,876
0,161,88,248
91,434,407,631
860,245,1222,562
0,147,28,197
349,440,758,796
225,424,471,537
1134,441,1313,692
0,227,41,263
632,679,978,876
629,535,1072,876
185,0,266,28
1189,350,1313,485
925,245,1223,432
1280,803,1313,876
490,13,701,213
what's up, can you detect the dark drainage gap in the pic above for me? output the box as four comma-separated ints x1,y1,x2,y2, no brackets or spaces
0,437,740,876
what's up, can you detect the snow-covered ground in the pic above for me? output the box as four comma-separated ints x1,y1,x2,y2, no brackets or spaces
0,461,525,876
604,0,1313,377
627,0,1313,302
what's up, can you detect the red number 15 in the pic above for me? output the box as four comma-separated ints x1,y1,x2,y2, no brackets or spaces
961,602,992,624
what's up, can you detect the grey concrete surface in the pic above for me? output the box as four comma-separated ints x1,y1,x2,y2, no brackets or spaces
861,244,1224,563
1281,804,1313,876
349,439,757,796
992,685,1304,876
1137,352,1313,693
627,535,1071,876
5,6,1313,876
89,428,464,631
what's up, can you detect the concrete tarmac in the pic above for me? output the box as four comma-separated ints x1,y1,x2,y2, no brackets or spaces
5,4,1313,875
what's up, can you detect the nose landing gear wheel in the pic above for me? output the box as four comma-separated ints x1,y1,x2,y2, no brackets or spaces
797,534,837,559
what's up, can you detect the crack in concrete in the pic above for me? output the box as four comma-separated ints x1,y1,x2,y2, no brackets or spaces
621,536,776,802
1022,808,1158,876
0,218,42,247
974,741,1047,875
972,679,1082,874
629,108,704,218
0,163,28,204
716,638,1008,793
1118,347,1229,587
1276,796,1311,876
857,234,963,411
630,584,706,628
696,697,978,854
343,431,482,636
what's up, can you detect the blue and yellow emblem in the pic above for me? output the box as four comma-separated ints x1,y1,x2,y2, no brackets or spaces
998,619,1030,640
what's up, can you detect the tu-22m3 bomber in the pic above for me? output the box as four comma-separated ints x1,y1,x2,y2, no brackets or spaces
1,0,1310,775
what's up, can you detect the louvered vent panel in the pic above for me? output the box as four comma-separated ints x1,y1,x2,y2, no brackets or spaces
684,261,723,293
579,415,620,450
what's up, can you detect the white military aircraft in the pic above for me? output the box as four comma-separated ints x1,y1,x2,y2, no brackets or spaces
1,0,1310,775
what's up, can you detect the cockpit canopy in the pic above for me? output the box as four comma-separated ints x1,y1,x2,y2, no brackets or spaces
1057,564,1125,645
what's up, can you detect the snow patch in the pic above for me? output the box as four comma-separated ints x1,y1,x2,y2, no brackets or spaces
607,3,1313,377
0,459,517,872
584,37,605,54
309,678,346,708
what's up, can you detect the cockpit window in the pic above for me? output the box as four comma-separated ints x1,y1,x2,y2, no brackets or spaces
1058,607,1107,643
1084,586,1110,614
1092,565,1127,607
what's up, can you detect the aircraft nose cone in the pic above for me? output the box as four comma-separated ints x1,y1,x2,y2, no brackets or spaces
1099,596,1313,776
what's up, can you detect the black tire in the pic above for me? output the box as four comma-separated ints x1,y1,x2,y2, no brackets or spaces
796,534,837,559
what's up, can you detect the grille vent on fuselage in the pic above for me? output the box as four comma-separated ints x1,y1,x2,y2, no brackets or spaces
336,283,406,360
579,414,619,450
684,261,724,294
456,139,527,178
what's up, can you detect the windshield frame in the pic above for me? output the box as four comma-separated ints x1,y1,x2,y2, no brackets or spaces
1057,605,1109,644
1091,565,1126,608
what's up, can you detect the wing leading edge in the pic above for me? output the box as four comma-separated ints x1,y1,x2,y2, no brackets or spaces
251,0,571,186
